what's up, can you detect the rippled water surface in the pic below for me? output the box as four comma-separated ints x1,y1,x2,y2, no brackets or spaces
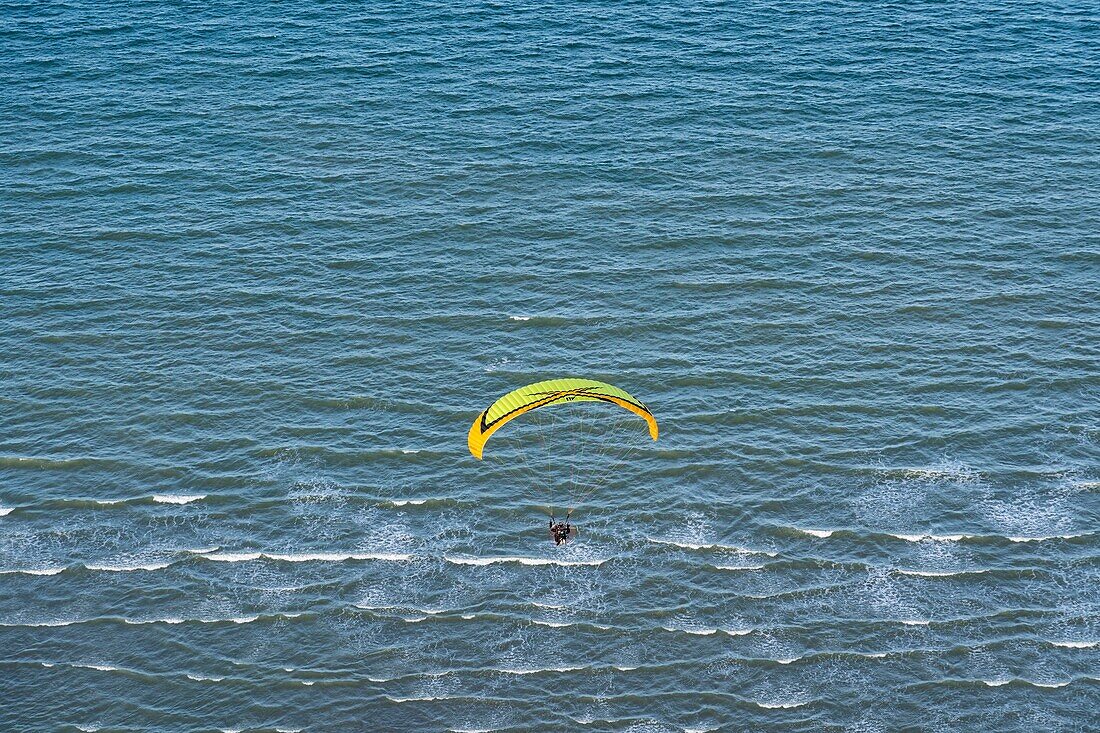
2,1,1099,731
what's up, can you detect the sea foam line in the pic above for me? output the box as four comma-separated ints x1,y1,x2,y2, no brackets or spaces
84,561,173,572
895,568,990,577
793,528,834,538
979,678,1073,688
648,538,778,556
74,663,120,672
1051,640,1098,648
386,694,462,703
753,700,809,709
661,626,752,637
496,665,588,675
1,560,173,575
1,548,226,576
0,567,65,576
203,551,412,563
444,555,606,567
0,612,307,628
1006,533,1086,542
152,494,206,505
531,619,613,631
886,531,1087,543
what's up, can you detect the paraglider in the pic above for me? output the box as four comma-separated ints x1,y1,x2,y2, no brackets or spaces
468,378,658,544
549,517,574,545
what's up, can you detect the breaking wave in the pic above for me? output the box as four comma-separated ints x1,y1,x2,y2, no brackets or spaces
444,555,606,567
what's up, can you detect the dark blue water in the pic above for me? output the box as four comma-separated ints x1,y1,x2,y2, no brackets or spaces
2,1,1099,730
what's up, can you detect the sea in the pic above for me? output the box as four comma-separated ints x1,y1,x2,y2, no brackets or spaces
1,1,1098,731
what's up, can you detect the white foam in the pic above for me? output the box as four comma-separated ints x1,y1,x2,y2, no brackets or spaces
531,601,567,609
775,656,801,664
897,465,979,481
146,615,259,625
900,619,931,626
1032,680,1071,688
795,528,834,538
186,673,224,682
76,663,119,672
205,551,411,563
0,619,78,627
0,506,13,516
663,626,719,636
401,616,428,623
614,665,638,671
445,555,605,567
723,628,753,636
1051,640,1097,648
982,679,1011,687
0,567,65,576
896,568,988,577
354,603,396,611
498,665,586,675
204,552,263,562
888,531,1082,543
391,499,427,506
713,563,765,571
386,695,458,703
532,620,571,628
649,538,777,556
266,552,412,562
754,700,807,709
85,561,172,572
509,316,532,321
152,494,206,504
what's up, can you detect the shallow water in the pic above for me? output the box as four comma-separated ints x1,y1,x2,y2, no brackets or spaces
2,1,1099,730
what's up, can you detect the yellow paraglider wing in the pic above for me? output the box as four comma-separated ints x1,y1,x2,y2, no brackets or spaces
468,378,658,459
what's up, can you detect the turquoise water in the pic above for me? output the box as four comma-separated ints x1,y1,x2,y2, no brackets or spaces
2,1,1099,730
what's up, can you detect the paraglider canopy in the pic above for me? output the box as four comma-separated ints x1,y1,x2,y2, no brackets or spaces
468,377,658,460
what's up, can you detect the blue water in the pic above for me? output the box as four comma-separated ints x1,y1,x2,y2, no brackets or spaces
2,1,1099,730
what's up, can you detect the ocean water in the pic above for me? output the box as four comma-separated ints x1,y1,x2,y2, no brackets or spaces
2,1,1099,730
